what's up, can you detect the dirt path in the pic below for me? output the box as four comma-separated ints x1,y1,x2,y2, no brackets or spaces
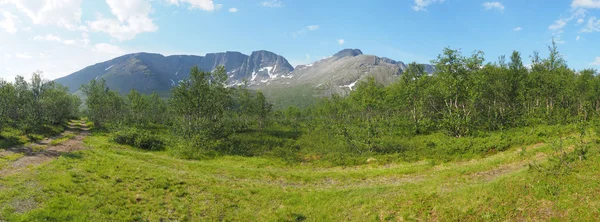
0,120,90,177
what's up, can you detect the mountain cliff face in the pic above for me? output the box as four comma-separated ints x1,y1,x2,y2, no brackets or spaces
55,50,293,94
55,49,435,107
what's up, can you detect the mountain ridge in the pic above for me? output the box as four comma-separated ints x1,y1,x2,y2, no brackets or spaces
55,49,435,107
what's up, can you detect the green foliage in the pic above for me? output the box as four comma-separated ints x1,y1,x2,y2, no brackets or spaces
81,79,125,129
111,128,165,151
0,72,79,146
78,45,600,166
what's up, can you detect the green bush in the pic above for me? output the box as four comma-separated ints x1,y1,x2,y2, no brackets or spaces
111,128,165,151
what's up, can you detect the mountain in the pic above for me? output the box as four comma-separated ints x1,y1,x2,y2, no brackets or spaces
55,49,434,108
55,50,294,94
253,49,434,108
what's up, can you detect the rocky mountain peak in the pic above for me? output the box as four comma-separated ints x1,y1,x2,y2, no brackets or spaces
333,49,363,59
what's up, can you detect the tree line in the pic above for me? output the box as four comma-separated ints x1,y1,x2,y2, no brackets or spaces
0,72,80,142
74,42,600,161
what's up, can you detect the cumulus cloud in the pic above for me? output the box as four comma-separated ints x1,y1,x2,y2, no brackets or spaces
572,0,600,8
87,0,157,41
412,0,444,12
0,11,18,34
1,0,85,31
513,27,522,31
261,0,283,7
229,8,238,13
338,39,345,45
483,2,505,11
591,57,600,66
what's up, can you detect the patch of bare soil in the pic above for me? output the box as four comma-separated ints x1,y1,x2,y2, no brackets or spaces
0,120,90,177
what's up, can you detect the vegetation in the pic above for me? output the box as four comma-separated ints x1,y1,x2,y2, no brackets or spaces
74,41,599,165
0,131,599,221
2,42,600,220
0,72,80,148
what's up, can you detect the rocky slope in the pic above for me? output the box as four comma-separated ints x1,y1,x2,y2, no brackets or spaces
55,49,434,107
55,50,294,94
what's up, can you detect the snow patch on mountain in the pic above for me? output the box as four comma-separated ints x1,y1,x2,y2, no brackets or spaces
340,79,359,91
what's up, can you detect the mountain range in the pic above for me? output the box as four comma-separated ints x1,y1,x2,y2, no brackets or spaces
55,49,434,107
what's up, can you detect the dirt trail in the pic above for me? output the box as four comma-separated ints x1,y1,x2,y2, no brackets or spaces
0,120,90,177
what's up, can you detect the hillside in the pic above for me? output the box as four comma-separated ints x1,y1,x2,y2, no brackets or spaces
54,49,434,106
55,50,294,94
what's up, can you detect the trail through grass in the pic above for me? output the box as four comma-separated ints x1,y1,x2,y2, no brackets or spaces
0,120,89,177
0,130,599,221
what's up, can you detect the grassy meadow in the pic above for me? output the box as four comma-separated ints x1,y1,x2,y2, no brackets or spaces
1,127,599,221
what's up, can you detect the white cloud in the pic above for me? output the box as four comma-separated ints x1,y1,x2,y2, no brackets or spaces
513,27,522,31
87,0,157,41
166,0,219,11
2,0,84,31
549,19,568,31
590,57,600,66
33,33,89,47
106,0,152,22
338,39,345,45
261,0,283,7
15,52,31,59
293,25,319,38
93,43,125,54
572,0,600,8
412,0,444,12
483,2,505,11
34,34,62,42
0,11,18,34
549,8,587,34
228,8,238,13
581,16,600,32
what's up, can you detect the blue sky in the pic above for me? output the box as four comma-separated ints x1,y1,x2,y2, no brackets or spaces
1,0,600,80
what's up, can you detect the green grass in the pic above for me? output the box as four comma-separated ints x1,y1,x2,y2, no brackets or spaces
0,128,30,149
0,124,68,149
0,131,599,221
0,153,24,169
49,133,76,146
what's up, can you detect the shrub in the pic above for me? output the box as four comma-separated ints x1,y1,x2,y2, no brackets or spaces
111,128,165,151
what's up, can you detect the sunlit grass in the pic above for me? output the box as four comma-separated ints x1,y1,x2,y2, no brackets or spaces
0,132,598,221
49,133,76,146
